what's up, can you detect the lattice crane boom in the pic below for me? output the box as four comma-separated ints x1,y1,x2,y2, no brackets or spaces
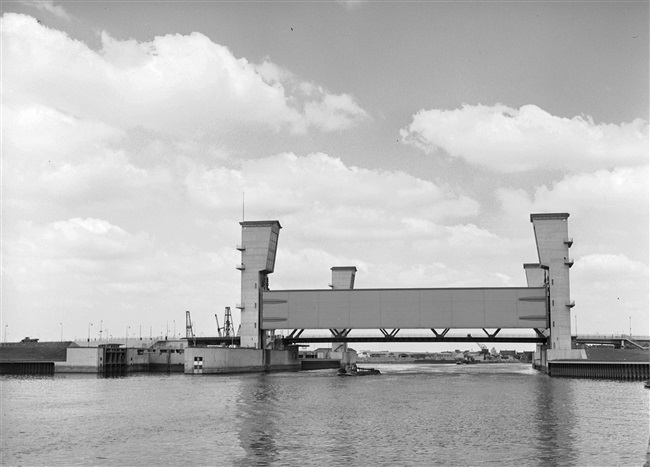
185,310,196,346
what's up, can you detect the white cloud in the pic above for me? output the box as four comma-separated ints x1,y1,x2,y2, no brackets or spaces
2,106,173,220
19,1,71,21
498,166,647,215
571,254,648,334
495,167,648,334
304,93,370,132
3,12,645,342
2,218,241,340
185,152,479,228
496,166,648,259
574,253,647,280
2,13,367,137
400,104,648,173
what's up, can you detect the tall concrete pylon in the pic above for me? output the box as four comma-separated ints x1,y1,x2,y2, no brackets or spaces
529,213,584,361
236,220,281,349
329,267,357,357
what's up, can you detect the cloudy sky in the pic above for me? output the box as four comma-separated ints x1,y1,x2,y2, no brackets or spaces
1,1,648,348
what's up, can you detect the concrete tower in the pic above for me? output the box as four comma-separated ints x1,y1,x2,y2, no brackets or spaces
523,263,546,288
237,220,281,349
329,266,357,290
329,267,357,357
530,213,583,361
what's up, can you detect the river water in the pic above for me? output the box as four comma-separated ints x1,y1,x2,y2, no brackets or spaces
1,363,648,466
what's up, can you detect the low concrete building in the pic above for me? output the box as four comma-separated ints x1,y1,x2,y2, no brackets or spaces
184,347,300,374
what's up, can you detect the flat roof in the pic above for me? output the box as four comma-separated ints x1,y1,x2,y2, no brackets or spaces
240,220,282,228
530,213,570,222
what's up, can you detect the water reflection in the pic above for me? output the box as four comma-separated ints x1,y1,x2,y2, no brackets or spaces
532,376,578,466
321,377,359,464
234,374,279,466
2,367,647,466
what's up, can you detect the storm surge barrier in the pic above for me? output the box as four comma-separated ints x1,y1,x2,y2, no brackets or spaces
235,214,586,376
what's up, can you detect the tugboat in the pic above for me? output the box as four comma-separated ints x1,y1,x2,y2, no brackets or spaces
455,354,478,365
338,364,380,376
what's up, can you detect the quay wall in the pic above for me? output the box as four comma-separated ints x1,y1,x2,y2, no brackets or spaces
149,351,184,372
184,347,300,374
0,362,55,375
2,341,300,375
548,361,649,380
301,359,340,370
55,347,100,373
126,350,149,373
268,347,301,371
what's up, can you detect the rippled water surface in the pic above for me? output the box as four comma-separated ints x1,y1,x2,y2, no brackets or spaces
2,364,648,466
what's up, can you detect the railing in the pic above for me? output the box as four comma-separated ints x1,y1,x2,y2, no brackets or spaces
576,334,650,341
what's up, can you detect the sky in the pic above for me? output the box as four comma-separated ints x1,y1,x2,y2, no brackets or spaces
1,1,648,350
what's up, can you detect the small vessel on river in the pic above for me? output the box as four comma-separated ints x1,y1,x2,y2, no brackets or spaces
338,364,380,376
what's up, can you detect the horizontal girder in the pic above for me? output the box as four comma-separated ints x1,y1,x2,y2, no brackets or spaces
262,287,548,330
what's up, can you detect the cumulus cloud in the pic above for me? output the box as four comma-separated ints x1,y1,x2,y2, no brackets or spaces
178,151,534,290
2,217,241,339
185,152,479,228
3,11,645,340
494,165,648,334
400,104,648,173
304,93,370,132
496,166,648,258
497,166,647,216
43,218,154,260
1,13,367,137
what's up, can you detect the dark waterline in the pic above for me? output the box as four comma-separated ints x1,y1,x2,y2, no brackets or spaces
2,364,648,466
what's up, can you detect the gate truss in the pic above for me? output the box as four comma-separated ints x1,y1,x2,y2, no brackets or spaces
281,327,547,345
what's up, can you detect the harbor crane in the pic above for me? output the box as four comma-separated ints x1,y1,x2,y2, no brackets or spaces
222,307,235,338
215,314,222,337
476,342,489,356
215,307,236,338
185,310,196,346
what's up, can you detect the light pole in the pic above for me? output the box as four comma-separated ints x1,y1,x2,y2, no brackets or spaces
60,322,63,342
629,316,632,336
126,326,130,349
173,320,176,339
87,323,93,346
